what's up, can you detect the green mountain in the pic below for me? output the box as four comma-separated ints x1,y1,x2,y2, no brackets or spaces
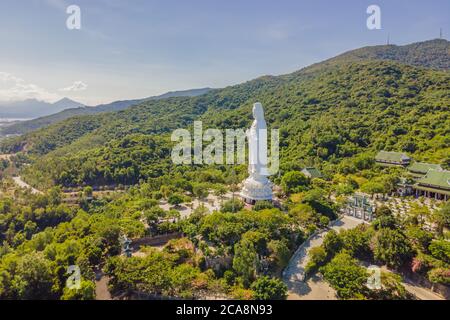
328,39,450,70
2,39,449,188
0,88,212,136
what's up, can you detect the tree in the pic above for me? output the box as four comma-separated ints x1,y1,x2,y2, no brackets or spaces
281,171,309,194
168,193,184,207
233,239,258,287
375,205,392,218
302,189,336,219
367,271,410,300
305,246,327,275
372,215,397,230
406,204,431,227
405,226,433,251
361,181,384,198
289,203,317,228
145,206,166,227
193,183,209,200
169,264,201,298
433,201,450,235
61,280,96,300
428,240,450,264
319,216,330,228
82,186,93,199
320,251,368,299
24,221,38,239
0,252,56,300
267,240,290,271
251,276,287,300
220,199,244,213
340,226,372,259
428,268,450,285
47,186,62,206
213,185,227,199
119,218,146,238
323,230,343,257
373,229,413,269
242,231,267,255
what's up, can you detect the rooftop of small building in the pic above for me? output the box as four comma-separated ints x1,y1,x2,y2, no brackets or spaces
408,162,442,174
375,150,411,163
301,167,323,178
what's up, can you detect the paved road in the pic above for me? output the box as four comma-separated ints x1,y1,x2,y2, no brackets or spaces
95,271,112,300
283,215,445,300
283,216,365,300
402,279,444,300
12,176,43,195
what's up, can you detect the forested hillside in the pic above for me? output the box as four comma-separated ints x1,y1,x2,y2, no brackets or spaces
316,39,450,71
0,39,449,301
1,40,449,189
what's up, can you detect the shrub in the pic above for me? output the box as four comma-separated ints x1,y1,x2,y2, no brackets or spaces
429,240,450,263
305,246,327,275
168,193,184,206
250,276,287,300
428,268,450,285
281,171,309,194
221,199,244,213
320,251,368,300
253,201,274,211
373,229,413,269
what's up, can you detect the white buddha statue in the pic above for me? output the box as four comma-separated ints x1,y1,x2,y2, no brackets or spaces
240,102,273,204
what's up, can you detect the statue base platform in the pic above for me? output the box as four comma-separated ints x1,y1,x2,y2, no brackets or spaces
239,177,273,204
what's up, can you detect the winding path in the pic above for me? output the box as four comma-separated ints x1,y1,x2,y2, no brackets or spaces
12,176,43,195
283,216,365,300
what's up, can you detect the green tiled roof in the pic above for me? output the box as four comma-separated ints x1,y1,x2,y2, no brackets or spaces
301,167,323,179
375,151,411,163
416,170,450,190
408,162,442,174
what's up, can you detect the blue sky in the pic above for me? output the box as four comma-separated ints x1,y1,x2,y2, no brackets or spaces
0,0,448,105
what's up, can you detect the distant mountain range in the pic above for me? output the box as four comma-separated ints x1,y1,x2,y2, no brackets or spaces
0,98,84,119
0,88,212,135
3,39,448,138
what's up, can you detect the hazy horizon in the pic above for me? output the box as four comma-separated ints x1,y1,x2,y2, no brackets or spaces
1,0,449,105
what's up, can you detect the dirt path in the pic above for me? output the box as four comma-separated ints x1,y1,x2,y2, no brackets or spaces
12,176,43,194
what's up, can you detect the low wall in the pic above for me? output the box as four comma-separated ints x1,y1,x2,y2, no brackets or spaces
132,232,183,247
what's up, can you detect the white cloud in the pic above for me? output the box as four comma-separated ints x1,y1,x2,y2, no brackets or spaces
0,72,60,102
60,81,88,92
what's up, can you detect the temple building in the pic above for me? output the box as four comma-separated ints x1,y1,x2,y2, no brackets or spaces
301,167,323,179
413,169,450,201
375,151,411,167
407,162,443,178
373,151,448,201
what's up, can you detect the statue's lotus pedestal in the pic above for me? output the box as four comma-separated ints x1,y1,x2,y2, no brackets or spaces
240,176,273,204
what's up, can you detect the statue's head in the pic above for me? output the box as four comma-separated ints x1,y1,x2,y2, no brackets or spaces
253,102,264,121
